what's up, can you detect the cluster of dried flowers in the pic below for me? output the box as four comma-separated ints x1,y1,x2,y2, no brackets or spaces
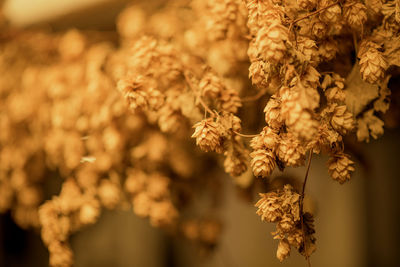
0,0,399,265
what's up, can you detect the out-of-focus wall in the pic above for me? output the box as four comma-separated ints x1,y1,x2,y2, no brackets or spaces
3,0,133,29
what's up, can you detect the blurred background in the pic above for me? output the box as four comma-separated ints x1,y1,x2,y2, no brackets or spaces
0,0,399,267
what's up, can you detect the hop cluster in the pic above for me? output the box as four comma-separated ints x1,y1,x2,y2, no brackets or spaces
0,0,399,266
255,185,316,262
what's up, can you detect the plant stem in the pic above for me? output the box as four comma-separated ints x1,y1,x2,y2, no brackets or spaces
300,148,313,267
233,130,258,138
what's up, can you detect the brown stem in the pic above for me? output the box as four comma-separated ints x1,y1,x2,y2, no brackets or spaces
300,149,313,266
233,130,258,138
183,70,214,116
197,95,214,115
242,89,268,102
291,2,339,26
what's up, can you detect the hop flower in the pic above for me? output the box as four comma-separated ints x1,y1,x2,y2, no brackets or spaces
158,104,181,133
256,22,288,63
192,118,224,153
277,239,291,262
48,242,74,267
264,96,283,130
199,71,224,98
330,104,354,134
319,0,341,23
277,133,306,167
250,149,276,178
327,152,355,184
149,200,178,227
311,18,327,39
97,180,120,209
255,192,282,222
117,77,149,111
297,0,317,10
343,2,367,29
224,151,248,177
219,88,242,113
280,87,319,141
319,39,339,61
359,46,388,84
250,126,279,150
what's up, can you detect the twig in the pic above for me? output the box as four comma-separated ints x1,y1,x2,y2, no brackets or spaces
183,70,214,116
242,88,268,102
233,130,258,138
197,94,214,115
300,148,313,267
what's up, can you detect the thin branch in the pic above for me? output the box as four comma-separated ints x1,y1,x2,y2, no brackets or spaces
197,95,214,115
233,130,258,138
300,148,313,267
291,2,339,26
242,88,268,102
183,70,214,116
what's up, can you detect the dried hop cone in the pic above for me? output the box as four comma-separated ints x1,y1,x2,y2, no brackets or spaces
255,191,282,222
277,239,291,262
297,0,317,10
277,133,306,167
327,152,355,184
330,104,354,134
224,152,248,177
264,96,283,130
219,88,242,113
250,149,276,178
256,22,288,63
319,0,341,23
117,76,149,111
192,118,224,153
359,46,388,84
343,1,367,29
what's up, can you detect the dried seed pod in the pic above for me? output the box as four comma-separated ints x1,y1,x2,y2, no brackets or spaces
132,192,153,218
327,152,355,184
192,118,224,153
219,88,242,113
319,0,342,24
311,18,327,39
319,39,339,61
256,22,288,63
158,104,182,133
297,0,317,10
277,239,291,262
48,242,74,267
250,149,276,178
359,46,388,84
199,71,224,98
343,1,368,29
97,180,120,209
330,104,355,134
277,133,306,167
149,200,178,227
251,126,280,150
255,191,282,222
264,96,283,130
